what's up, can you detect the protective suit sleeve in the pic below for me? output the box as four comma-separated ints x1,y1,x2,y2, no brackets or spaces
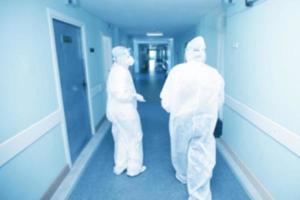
109,69,136,102
111,88,135,102
160,71,174,113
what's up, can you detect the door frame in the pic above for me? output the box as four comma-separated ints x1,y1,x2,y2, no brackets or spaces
47,8,95,166
133,38,174,73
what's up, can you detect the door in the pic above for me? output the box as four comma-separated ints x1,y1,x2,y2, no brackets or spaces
102,35,112,81
53,19,91,163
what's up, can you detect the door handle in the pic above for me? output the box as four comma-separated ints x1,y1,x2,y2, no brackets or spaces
82,80,87,89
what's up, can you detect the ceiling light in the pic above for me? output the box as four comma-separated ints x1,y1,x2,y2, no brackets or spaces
146,32,164,37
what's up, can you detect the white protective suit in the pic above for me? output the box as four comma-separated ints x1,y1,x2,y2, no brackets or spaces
106,46,146,176
160,37,224,200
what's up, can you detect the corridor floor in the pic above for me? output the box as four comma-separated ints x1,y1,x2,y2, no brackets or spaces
69,73,250,200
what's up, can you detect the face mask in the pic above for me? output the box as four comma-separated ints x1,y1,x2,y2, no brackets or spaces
127,56,134,66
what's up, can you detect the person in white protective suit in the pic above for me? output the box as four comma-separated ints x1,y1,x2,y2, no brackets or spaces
160,36,224,200
106,46,146,177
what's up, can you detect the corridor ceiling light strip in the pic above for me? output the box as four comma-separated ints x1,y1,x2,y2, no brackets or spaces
146,32,164,37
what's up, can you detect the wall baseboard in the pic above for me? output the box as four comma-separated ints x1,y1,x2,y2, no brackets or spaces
217,138,274,200
51,120,111,200
41,165,70,200
225,95,300,157
95,116,107,133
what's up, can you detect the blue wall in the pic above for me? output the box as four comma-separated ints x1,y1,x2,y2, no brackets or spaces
0,0,128,199
0,126,65,199
223,0,300,199
173,1,300,199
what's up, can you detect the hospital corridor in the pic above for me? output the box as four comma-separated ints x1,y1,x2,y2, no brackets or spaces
1,0,300,200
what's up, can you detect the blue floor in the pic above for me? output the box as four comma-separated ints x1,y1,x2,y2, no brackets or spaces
69,73,250,200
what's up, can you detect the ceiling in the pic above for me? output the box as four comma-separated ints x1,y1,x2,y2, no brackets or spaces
80,0,222,37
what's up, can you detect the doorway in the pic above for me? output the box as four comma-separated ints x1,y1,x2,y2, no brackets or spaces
133,38,174,74
137,44,169,75
53,19,92,163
